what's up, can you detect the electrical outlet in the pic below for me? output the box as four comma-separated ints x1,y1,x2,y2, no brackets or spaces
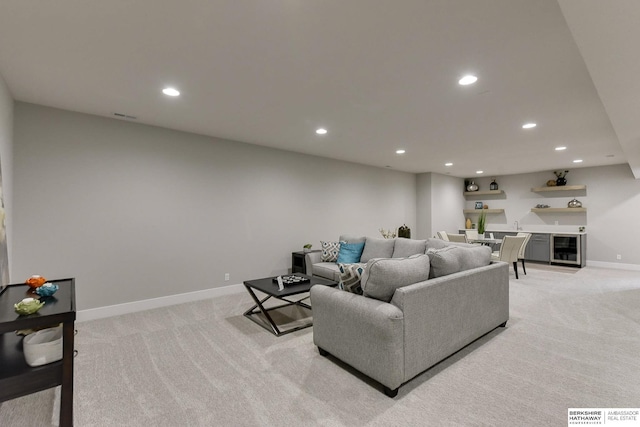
554,220,559,226
616,254,622,260
224,273,230,281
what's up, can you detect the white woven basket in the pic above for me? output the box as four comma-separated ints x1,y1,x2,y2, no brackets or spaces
23,325,63,367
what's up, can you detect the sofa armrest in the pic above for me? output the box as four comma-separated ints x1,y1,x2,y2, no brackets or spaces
305,251,322,275
310,285,405,390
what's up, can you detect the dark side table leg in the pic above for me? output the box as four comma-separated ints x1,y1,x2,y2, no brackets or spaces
60,321,75,427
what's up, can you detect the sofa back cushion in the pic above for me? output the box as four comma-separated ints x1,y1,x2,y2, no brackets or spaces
361,254,430,302
338,263,366,294
339,234,366,244
392,238,427,258
425,238,475,251
360,237,395,262
426,245,491,278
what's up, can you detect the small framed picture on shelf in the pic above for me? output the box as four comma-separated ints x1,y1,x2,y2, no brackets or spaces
475,201,484,209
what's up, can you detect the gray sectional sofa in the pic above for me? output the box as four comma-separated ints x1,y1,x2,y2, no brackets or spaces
308,235,509,397
305,236,453,281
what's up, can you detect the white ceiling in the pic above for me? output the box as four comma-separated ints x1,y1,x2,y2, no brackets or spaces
0,0,637,178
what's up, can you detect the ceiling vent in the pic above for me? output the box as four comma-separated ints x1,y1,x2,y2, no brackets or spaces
113,112,137,120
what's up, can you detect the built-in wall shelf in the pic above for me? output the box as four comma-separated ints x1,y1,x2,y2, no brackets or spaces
463,190,505,197
463,209,505,214
531,207,586,213
531,185,586,193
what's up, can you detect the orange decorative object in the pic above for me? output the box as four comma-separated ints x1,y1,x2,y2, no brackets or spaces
25,275,47,288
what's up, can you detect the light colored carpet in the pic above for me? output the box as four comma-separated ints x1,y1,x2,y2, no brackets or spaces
1,264,639,426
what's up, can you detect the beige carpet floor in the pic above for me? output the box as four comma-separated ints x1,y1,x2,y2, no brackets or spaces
1,264,639,426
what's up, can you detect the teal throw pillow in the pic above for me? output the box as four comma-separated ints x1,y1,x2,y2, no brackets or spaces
336,241,365,264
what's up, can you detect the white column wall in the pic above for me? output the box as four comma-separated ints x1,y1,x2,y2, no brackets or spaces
0,73,13,281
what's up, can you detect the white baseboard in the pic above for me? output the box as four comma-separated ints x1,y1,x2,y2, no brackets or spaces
77,283,245,322
586,260,640,271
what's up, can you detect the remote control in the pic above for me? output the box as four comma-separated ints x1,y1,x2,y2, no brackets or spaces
277,276,284,291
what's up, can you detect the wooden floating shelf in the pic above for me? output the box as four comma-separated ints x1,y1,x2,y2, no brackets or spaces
463,190,505,196
531,208,587,213
531,185,586,193
463,209,505,214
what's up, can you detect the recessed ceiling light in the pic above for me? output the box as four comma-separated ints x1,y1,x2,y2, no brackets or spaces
315,128,327,135
555,146,567,151
445,162,453,166
522,123,537,129
396,149,406,154
459,75,478,85
162,87,180,97
573,159,583,163
476,170,484,174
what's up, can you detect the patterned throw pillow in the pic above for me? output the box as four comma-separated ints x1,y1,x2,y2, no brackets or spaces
321,241,342,262
338,263,366,294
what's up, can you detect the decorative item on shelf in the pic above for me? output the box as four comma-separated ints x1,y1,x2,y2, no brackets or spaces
34,282,58,297
465,218,472,229
568,198,583,208
490,178,498,190
475,201,483,209
483,204,489,209
535,204,550,208
579,226,585,232
477,210,487,235
23,325,63,367
14,297,45,315
303,243,313,253
398,224,411,238
379,228,397,239
466,180,479,192
25,275,47,288
554,170,569,186
546,180,557,187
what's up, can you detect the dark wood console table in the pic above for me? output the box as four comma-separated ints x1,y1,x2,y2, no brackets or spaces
0,278,76,426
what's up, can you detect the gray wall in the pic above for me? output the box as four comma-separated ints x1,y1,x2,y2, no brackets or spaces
0,74,13,277
13,103,416,310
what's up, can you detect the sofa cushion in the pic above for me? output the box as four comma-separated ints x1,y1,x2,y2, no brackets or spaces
321,241,342,262
425,238,475,251
337,241,366,264
339,234,366,244
392,238,427,258
361,254,430,302
426,245,492,278
360,237,396,263
313,262,341,281
338,263,366,294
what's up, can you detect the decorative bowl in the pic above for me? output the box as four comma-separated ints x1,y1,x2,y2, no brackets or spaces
35,283,58,297
14,298,45,315
25,275,47,288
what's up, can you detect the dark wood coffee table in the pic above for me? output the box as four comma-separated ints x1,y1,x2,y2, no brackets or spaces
243,274,337,336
